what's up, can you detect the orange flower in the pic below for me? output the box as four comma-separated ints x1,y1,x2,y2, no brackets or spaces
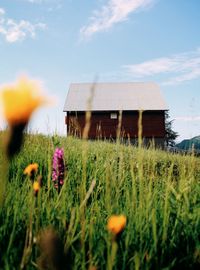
24,163,38,177
33,181,40,196
0,76,48,125
89,267,97,270
107,215,126,235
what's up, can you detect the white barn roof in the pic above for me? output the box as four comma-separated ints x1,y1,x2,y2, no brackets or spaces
63,82,168,112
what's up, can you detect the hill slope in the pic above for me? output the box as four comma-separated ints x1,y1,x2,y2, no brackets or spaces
176,135,200,151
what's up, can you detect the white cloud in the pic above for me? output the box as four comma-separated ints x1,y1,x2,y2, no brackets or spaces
123,48,200,85
0,8,5,15
80,0,155,38
0,8,46,43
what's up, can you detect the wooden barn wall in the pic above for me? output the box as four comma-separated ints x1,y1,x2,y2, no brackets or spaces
65,111,165,139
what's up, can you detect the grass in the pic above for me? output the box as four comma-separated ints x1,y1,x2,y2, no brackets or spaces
0,133,200,269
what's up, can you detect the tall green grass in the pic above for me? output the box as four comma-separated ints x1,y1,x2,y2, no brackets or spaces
0,134,200,269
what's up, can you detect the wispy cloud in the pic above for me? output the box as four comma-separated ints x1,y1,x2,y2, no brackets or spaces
164,66,200,85
174,116,200,122
26,0,42,2
80,0,155,39
123,48,200,85
0,7,46,43
23,0,62,12
24,0,49,3
24,0,61,4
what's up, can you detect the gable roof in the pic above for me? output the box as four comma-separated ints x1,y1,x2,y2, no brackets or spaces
63,82,168,112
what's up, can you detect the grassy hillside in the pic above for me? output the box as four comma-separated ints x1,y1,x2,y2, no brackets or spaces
0,134,200,269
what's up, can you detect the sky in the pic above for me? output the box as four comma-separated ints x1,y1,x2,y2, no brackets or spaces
0,0,200,142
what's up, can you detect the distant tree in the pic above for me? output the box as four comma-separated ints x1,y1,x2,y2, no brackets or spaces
165,111,179,147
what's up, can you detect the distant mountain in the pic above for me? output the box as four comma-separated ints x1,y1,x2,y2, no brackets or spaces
176,136,200,151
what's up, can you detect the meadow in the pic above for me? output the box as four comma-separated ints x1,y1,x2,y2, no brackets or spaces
0,133,200,270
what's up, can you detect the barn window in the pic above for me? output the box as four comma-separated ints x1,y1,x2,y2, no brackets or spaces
110,113,117,119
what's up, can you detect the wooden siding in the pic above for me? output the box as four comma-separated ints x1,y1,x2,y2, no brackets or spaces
66,111,165,140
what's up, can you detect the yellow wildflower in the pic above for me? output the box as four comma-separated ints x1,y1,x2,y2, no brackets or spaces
0,76,48,125
24,163,39,177
107,215,126,235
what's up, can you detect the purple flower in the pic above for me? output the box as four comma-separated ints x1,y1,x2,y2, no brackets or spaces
52,147,65,192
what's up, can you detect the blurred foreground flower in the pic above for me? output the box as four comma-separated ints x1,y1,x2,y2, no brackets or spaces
24,163,38,180
52,148,65,192
37,227,65,270
0,76,51,159
88,267,98,270
107,215,126,235
1,76,48,125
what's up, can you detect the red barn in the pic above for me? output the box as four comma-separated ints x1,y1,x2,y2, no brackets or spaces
63,82,168,147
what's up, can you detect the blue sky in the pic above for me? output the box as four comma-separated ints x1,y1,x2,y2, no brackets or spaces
0,0,200,141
